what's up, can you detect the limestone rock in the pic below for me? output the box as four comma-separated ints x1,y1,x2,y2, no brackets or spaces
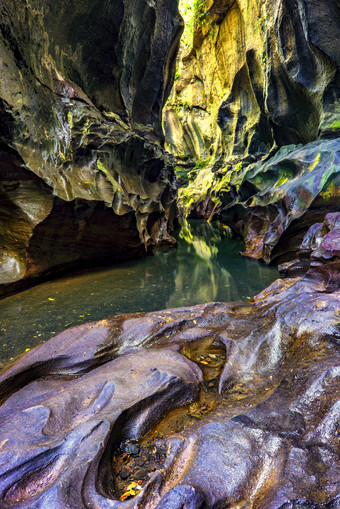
179,138,340,264
165,0,340,165
0,0,182,292
227,138,340,263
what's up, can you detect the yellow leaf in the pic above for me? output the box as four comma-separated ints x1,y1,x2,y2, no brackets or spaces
119,492,132,502
119,483,141,501
48,298,55,301
200,361,208,365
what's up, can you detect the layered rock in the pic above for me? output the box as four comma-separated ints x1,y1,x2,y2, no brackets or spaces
178,137,340,264
0,0,183,292
164,0,340,165
0,214,339,507
163,0,340,270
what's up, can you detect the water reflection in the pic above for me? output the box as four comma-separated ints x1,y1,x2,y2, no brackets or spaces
167,221,276,307
0,220,278,368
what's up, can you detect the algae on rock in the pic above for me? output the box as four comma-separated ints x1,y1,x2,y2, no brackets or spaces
0,0,183,292
165,0,340,179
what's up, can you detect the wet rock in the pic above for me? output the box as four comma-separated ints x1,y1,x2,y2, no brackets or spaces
165,0,340,165
0,349,202,507
280,212,340,285
134,469,148,481
122,442,140,457
0,0,182,294
119,468,130,481
0,217,338,507
218,138,340,264
176,138,339,269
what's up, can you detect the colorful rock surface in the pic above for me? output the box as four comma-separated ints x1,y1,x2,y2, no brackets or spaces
0,216,339,507
0,0,182,293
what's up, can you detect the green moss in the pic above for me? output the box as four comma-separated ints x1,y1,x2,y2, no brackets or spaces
67,111,73,129
178,0,215,51
177,159,248,219
97,160,118,191
194,157,211,170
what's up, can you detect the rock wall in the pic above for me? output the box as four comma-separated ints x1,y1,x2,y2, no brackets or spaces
164,0,340,165
167,0,340,265
0,0,182,292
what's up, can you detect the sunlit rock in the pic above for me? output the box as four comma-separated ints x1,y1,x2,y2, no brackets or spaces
165,0,340,165
179,138,340,265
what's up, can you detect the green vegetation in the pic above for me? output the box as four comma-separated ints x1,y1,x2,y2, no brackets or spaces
178,0,207,49
177,161,246,221
97,159,118,191
175,157,211,186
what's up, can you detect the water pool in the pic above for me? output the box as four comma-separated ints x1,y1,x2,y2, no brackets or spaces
0,220,278,368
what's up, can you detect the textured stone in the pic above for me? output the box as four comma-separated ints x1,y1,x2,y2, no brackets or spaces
165,0,340,165
0,0,182,292
0,217,339,507
179,138,340,264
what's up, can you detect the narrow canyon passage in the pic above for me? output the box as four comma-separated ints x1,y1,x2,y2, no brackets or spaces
0,0,339,507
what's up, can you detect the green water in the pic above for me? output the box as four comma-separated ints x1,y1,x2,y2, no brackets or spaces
0,221,278,368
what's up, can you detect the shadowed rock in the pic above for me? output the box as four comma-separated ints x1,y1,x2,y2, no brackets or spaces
0,216,339,507
0,0,182,294
215,138,340,264
0,350,202,507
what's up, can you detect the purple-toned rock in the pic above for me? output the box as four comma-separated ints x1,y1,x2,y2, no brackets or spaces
0,218,339,507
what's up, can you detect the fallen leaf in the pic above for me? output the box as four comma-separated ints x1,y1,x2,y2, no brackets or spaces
119,482,141,501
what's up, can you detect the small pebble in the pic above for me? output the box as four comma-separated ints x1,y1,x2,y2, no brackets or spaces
122,443,140,456
134,468,148,481
135,458,145,467
119,468,130,480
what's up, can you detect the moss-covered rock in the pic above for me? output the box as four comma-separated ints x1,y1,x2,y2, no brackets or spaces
165,0,340,168
178,138,340,264
224,138,340,263
0,0,183,291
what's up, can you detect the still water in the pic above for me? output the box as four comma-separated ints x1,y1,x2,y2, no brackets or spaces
0,221,278,368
